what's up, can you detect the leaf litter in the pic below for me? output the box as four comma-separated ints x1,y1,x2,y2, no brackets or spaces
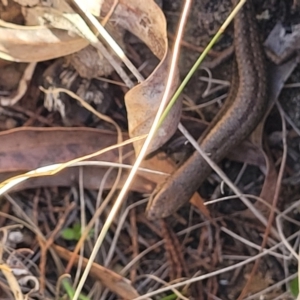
0,0,300,299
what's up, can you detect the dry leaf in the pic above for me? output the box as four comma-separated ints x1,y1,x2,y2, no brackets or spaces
1,0,182,156
125,51,182,155
0,25,88,62
13,0,39,6
0,127,128,172
117,0,182,154
0,127,175,193
3,166,156,194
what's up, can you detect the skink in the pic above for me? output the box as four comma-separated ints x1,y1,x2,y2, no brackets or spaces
146,0,267,219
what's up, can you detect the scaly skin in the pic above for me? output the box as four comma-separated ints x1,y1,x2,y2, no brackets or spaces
146,0,267,219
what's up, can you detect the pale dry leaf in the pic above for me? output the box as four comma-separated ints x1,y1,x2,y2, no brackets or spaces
0,127,175,193
1,0,182,155
0,24,88,62
125,51,182,154
13,0,39,7
101,0,167,60
24,4,128,80
50,0,103,17
23,6,83,32
0,1,98,62
102,0,182,154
